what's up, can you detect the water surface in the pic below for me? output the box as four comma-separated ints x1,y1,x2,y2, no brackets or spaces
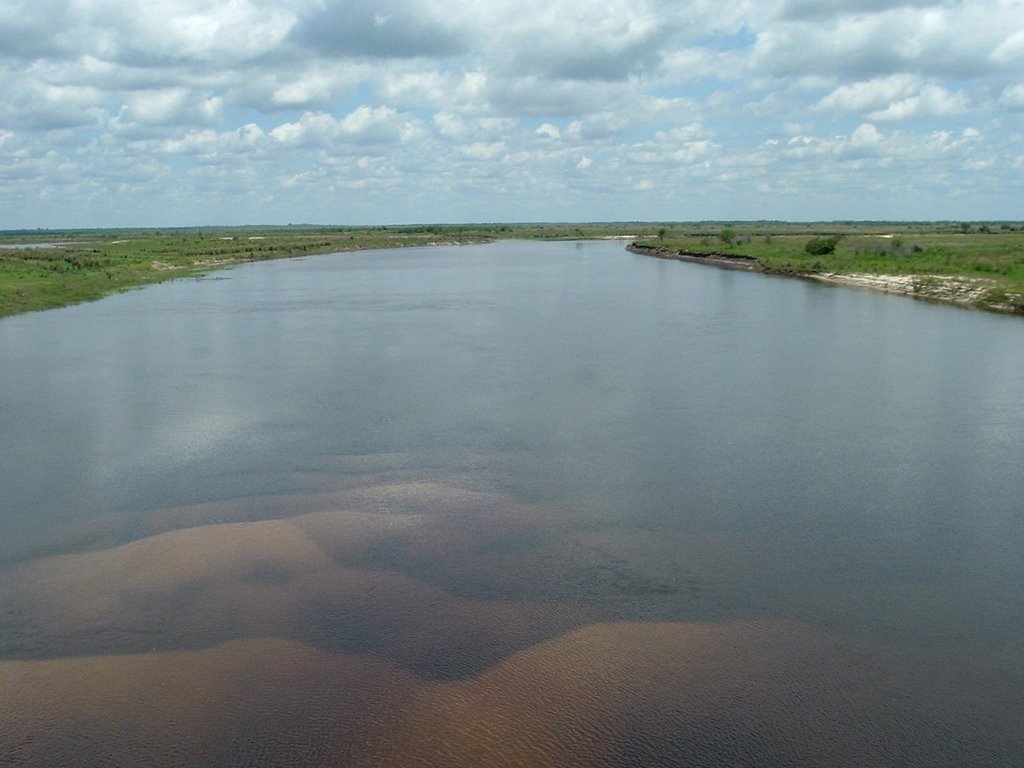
2,240,1023,766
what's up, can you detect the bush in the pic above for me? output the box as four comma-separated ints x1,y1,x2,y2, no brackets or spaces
804,237,839,255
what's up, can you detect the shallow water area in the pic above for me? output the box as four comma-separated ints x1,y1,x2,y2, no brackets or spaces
0,242,69,249
2,240,1024,766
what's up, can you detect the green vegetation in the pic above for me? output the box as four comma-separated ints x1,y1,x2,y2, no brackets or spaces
633,221,1024,314
0,223,660,317
804,237,840,256
2,221,1023,317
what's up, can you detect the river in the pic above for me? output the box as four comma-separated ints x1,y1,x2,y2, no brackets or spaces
1,240,1023,766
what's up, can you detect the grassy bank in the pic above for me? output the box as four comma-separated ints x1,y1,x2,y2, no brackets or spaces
0,227,464,317
0,224,665,318
632,222,1024,314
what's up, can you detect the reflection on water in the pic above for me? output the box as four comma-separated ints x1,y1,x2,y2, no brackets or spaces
2,241,1024,765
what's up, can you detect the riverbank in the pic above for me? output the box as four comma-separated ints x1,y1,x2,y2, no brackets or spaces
805,272,1016,311
628,231,1024,316
627,243,763,272
0,228,499,317
0,223,678,317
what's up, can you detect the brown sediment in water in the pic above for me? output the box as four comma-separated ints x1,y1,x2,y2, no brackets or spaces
0,638,415,767
0,478,837,670
4,463,1023,766
31,452,529,557
141,479,551,537
0,500,596,675
2,620,1016,767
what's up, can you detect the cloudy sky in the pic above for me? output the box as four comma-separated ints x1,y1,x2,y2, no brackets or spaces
2,0,1023,227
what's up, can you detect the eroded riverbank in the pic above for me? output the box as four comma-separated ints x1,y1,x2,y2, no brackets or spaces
628,242,1024,314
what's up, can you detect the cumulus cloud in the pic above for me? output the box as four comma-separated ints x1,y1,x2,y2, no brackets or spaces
0,0,1022,225
459,141,507,160
866,84,969,121
0,70,106,130
0,0,72,59
116,89,223,127
268,106,419,148
777,0,944,23
486,75,635,118
499,8,666,81
535,123,561,140
991,27,1024,64
754,3,1024,79
999,83,1024,110
378,69,488,111
817,74,922,113
288,0,469,59
816,76,969,121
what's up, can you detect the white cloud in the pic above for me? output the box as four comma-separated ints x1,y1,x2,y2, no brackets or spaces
992,28,1024,64
754,2,1024,79
850,122,882,148
272,76,334,108
339,105,397,135
535,123,561,140
117,88,223,127
1,0,1022,226
998,83,1024,110
660,47,749,83
866,84,969,121
433,111,466,138
266,106,418,148
459,141,507,160
497,2,666,81
817,76,970,121
817,75,921,113
564,112,630,141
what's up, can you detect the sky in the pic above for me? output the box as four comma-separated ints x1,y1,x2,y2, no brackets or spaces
1,0,1023,228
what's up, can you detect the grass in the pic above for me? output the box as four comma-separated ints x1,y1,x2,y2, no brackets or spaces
2,222,1023,317
0,223,671,317
633,222,1024,314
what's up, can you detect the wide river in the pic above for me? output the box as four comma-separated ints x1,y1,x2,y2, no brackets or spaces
1,240,1023,766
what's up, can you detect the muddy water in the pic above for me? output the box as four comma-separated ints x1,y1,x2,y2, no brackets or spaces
2,241,1024,766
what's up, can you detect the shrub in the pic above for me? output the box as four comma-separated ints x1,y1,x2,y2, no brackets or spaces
804,237,839,255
